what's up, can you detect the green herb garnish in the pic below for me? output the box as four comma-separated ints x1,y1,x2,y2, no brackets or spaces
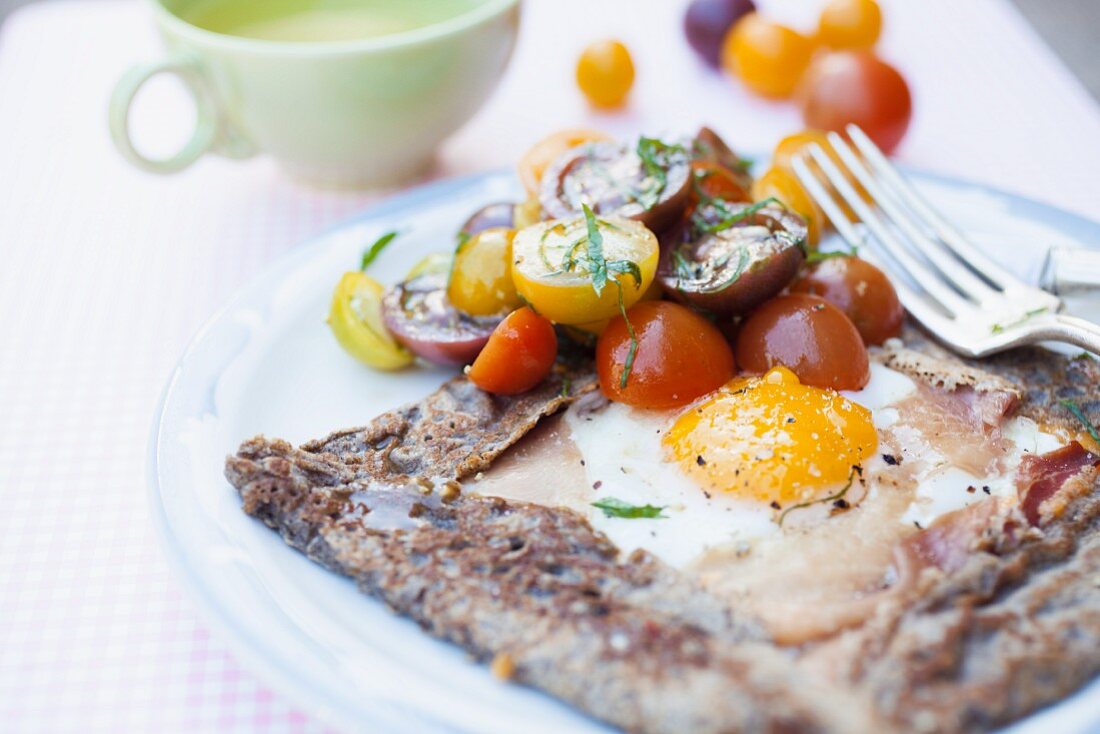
582,204,609,295
635,137,683,210
991,307,1049,335
805,246,858,264
360,231,399,271
693,197,780,235
777,467,860,527
560,376,572,398
592,497,666,519
1060,399,1100,444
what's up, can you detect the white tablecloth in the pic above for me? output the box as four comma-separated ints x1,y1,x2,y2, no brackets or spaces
2,0,1098,731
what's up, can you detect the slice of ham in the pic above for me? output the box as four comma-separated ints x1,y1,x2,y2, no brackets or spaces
1017,441,1100,526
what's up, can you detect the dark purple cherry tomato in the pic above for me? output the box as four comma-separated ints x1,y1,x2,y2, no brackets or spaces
459,202,516,239
684,0,756,67
381,273,501,366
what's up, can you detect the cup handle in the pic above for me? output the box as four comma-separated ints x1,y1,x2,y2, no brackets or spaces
109,52,252,173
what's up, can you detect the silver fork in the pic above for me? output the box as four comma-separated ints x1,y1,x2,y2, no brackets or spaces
791,124,1100,358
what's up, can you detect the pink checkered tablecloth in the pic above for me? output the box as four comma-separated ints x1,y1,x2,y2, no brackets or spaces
2,0,1099,731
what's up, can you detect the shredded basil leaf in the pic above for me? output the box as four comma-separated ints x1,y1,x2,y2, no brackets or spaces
615,284,639,389
778,467,859,527
635,137,680,210
805,246,857,264
694,197,780,235
592,497,666,519
360,231,399,271
991,307,1049,335
1060,399,1100,444
582,204,609,296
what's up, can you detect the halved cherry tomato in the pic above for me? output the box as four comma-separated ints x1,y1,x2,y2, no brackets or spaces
798,51,912,154
511,215,659,325
328,272,414,370
576,40,635,108
789,255,903,345
736,293,869,390
518,128,613,197
721,13,816,98
751,166,823,246
817,0,882,50
597,301,736,409
691,160,752,204
448,227,521,316
468,307,558,395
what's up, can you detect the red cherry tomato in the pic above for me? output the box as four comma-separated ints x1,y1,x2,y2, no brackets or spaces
468,307,558,395
789,255,903,345
798,51,912,154
735,293,869,390
597,301,736,409
690,160,752,203
817,0,882,50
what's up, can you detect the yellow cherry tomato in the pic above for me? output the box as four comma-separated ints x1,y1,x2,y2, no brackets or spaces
405,252,451,280
576,40,635,108
721,13,815,98
752,166,823,247
514,196,543,229
817,0,882,50
517,128,613,196
327,272,413,370
772,129,869,221
448,227,521,317
511,215,658,325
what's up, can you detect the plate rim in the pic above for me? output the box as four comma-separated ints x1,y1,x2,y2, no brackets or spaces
147,166,1100,733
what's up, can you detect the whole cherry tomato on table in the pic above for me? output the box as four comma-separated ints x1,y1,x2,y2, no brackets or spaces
721,13,816,98
576,40,635,108
683,0,756,67
817,0,882,50
798,52,912,154
597,301,736,409
468,308,558,395
789,255,903,345
736,293,870,390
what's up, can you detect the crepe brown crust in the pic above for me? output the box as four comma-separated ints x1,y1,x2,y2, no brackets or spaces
226,336,1100,734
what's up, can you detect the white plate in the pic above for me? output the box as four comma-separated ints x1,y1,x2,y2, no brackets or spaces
148,169,1100,734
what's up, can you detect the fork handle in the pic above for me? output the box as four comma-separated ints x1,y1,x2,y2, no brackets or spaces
1046,314,1100,356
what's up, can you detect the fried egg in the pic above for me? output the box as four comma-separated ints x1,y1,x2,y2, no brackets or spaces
467,358,1065,642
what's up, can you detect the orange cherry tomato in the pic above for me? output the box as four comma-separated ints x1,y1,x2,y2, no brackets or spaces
576,40,635,108
691,160,752,203
817,0,882,50
751,166,823,247
771,129,872,222
721,13,816,98
789,255,903,345
597,301,736,409
736,293,869,390
468,307,558,395
799,51,912,154
517,129,613,197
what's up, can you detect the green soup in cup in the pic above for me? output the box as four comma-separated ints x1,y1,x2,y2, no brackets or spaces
109,0,520,187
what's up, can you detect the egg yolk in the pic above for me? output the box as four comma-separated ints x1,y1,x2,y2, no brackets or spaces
664,367,877,506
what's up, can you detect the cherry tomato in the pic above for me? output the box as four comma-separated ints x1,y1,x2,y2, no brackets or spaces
721,13,816,98
683,0,756,67
817,0,882,50
328,272,414,370
511,215,658,325
576,40,635,108
799,51,912,154
468,308,558,395
735,293,869,390
751,166,823,246
771,129,870,221
691,160,752,204
517,128,612,196
448,227,521,316
789,255,903,345
597,301,736,409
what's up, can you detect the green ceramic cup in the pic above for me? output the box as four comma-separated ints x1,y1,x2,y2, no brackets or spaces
109,0,520,187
